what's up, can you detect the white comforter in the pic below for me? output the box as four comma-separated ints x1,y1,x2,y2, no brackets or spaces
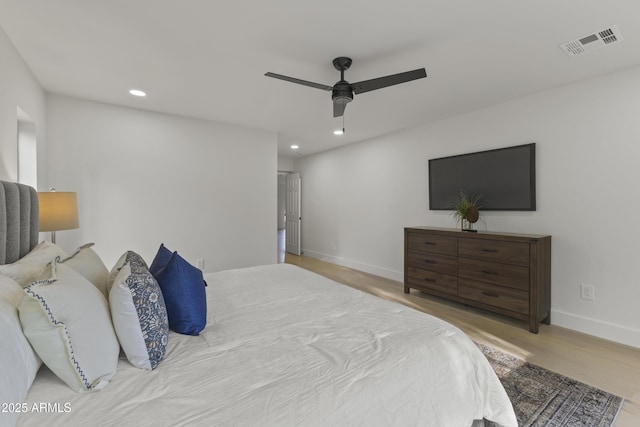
19,264,516,427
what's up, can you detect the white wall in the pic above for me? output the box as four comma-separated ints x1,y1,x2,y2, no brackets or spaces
0,26,47,186
278,156,295,172
296,65,640,348
46,95,278,271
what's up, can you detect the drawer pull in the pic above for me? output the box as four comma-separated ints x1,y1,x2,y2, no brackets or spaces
424,278,436,283
482,248,499,253
482,291,499,298
424,241,436,245
482,270,499,275
423,260,436,264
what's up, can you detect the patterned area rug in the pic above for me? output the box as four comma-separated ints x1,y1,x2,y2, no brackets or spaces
477,342,624,427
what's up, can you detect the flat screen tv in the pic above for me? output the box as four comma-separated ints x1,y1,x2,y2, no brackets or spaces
429,143,536,211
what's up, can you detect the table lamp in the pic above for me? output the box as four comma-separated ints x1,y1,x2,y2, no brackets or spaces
37,189,79,244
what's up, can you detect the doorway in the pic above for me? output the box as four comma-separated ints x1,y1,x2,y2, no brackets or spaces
277,171,301,262
285,172,301,256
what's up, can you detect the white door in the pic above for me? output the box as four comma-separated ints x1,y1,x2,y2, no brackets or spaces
285,173,301,255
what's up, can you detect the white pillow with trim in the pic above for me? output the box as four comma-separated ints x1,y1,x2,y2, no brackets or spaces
61,243,109,298
0,241,67,287
19,260,119,392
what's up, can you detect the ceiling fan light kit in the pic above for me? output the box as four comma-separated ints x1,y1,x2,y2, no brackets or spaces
265,57,427,120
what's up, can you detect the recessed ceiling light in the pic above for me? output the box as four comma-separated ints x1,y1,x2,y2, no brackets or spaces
129,89,146,97
333,129,344,135
290,145,299,150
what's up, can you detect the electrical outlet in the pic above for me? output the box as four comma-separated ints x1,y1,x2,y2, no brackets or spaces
196,259,204,270
580,284,595,301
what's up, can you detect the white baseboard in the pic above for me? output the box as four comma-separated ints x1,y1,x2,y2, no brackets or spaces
302,249,404,283
551,309,640,349
302,249,640,349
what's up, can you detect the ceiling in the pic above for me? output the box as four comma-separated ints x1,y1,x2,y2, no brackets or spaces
1,1,640,158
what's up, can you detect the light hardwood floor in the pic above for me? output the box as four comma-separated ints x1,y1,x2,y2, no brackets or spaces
284,253,640,426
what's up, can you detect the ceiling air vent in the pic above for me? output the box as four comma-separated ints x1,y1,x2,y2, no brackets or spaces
559,25,623,56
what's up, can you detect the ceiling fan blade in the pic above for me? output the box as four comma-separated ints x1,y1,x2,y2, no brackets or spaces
352,68,427,94
333,101,347,118
265,72,334,91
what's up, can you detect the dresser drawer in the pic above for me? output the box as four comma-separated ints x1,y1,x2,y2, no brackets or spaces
459,238,529,266
459,279,529,315
407,251,457,275
458,258,529,291
404,227,550,333
407,267,457,296
407,232,457,256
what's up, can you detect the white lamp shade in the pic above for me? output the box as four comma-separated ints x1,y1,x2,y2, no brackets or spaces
38,192,79,232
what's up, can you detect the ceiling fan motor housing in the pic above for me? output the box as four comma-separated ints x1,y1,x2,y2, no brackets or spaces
332,83,353,104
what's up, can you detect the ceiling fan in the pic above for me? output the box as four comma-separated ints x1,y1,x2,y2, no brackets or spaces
265,57,427,118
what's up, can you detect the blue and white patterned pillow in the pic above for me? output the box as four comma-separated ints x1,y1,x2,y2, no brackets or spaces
108,250,149,291
109,251,169,370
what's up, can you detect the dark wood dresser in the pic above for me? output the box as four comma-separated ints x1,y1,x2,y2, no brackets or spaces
404,227,551,333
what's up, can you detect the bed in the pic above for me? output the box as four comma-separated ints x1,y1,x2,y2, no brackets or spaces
0,181,517,427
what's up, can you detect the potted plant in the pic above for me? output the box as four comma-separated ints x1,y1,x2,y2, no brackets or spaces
449,190,483,232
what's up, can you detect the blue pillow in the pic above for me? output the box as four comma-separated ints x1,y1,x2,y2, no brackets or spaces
150,244,206,336
149,244,172,276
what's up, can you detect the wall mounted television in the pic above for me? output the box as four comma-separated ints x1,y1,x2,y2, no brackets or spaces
428,143,536,211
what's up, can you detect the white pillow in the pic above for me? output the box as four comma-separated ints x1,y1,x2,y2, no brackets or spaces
0,241,67,287
19,260,120,392
0,297,42,427
110,258,169,370
0,274,25,308
62,243,109,298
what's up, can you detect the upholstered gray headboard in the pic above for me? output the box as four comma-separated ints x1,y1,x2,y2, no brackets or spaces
0,181,39,265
